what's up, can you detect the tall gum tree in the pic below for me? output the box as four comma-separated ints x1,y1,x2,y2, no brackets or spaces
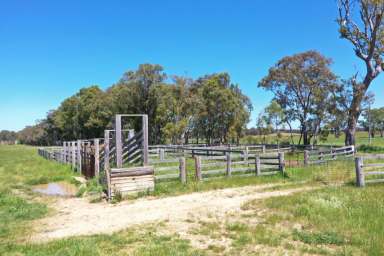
337,0,384,145
258,51,338,145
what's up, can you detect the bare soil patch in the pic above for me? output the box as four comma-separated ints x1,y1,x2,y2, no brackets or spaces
32,183,316,242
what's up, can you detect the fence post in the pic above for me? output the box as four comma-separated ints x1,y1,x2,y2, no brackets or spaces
142,115,149,166
77,140,82,172
226,152,232,177
243,147,249,163
278,152,285,174
255,155,261,176
94,139,100,176
72,141,76,170
63,142,67,164
262,145,266,154
355,157,365,187
104,131,110,171
331,146,336,160
194,156,202,181
60,144,64,163
179,157,186,184
160,149,165,161
104,130,111,200
115,115,123,168
304,150,309,166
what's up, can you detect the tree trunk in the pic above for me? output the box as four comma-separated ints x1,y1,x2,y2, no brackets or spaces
302,124,309,145
345,85,367,146
286,121,294,145
345,109,358,146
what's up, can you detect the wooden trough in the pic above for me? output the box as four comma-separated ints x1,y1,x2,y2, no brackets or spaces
109,166,155,197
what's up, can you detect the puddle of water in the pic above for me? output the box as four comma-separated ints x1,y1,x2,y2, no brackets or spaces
33,181,78,197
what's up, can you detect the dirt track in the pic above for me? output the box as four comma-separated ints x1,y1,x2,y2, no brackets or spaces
32,183,315,241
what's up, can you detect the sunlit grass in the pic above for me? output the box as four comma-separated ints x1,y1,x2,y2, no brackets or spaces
256,185,384,255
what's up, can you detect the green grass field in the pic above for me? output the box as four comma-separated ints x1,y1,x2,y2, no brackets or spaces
1,144,384,255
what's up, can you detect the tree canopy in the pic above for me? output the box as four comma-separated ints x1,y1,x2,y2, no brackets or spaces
19,64,252,146
258,51,339,145
337,0,384,145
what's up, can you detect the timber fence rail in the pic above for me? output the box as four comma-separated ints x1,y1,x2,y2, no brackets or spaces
38,138,104,178
150,157,187,183
304,146,355,165
148,144,295,160
194,152,285,181
355,154,384,187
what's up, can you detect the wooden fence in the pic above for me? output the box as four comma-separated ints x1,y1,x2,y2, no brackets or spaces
147,150,285,183
150,157,187,183
304,146,355,165
148,144,293,160
194,152,285,180
355,155,384,187
38,139,103,179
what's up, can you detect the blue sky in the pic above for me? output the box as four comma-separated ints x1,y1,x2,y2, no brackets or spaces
1,0,383,131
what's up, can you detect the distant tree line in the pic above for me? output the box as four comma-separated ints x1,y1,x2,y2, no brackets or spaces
17,64,252,145
0,130,17,144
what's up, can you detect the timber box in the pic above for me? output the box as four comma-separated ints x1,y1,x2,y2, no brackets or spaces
109,166,155,196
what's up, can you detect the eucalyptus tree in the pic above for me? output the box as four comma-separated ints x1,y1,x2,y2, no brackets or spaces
192,73,252,144
53,86,110,140
107,64,168,144
156,76,196,144
259,51,338,145
337,0,384,145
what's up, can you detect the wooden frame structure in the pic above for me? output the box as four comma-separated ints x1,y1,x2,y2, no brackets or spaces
355,155,384,187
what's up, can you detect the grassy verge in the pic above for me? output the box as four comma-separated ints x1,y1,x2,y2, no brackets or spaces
0,145,79,245
187,183,384,255
2,223,204,256
241,185,384,255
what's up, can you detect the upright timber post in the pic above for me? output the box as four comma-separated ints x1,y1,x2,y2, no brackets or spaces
179,157,186,184
72,141,76,170
195,156,202,181
115,115,123,168
94,138,100,176
77,140,82,172
255,155,261,176
64,142,68,164
278,152,285,174
142,114,149,166
104,130,111,200
304,150,309,166
355,157,365,187
226,152,232,177
243,147,249,162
